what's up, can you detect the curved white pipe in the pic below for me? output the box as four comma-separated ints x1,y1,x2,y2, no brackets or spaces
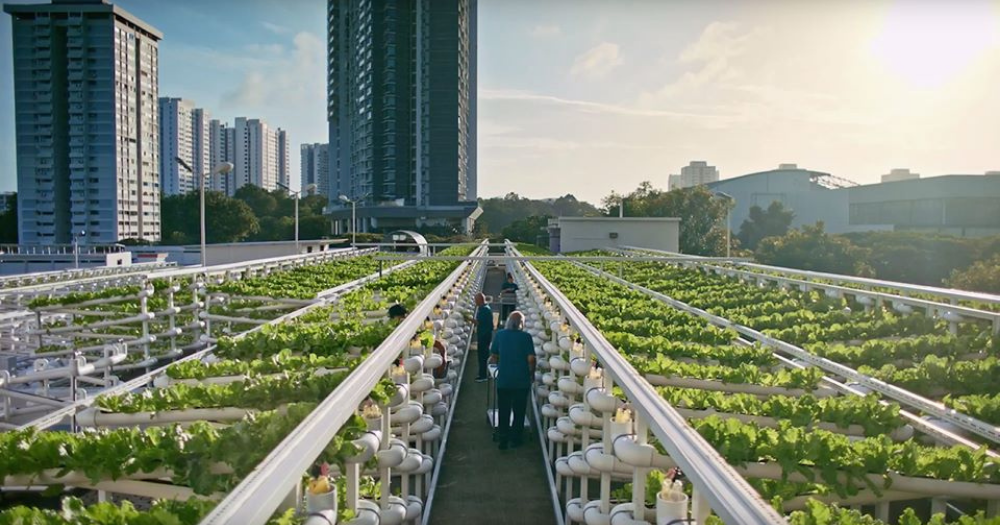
391,402,423,425
378,496,409,525
541,404,562,419
567,498,586,524
609,503,650,525
404,495,424,522
411,375,435,393
570,357,591,377
549,355,570,371
421,390,443,406
403,355,423,374
549,391,573,408
344,430,382,464
343,499,380,525
557,416,601,438
583,499,611,525
390,384,409,407
423,354,444,370
568,404,601,428
430,402,448,417
585,443,634,476
377,439,408,469
543,373,556,386
558,377,584,395
613,435,671,469
586,387,621,414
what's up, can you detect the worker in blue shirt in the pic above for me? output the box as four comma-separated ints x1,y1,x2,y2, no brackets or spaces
489,311,537,450
474,292,494,382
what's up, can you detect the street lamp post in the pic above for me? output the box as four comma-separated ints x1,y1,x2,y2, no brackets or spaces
177,158,234,267
715,191,735,259
338,194,356,247
277,182,316,254
72,230,85,269
338,192,370,247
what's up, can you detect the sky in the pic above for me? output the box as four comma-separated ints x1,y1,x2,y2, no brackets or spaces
1,0,999,204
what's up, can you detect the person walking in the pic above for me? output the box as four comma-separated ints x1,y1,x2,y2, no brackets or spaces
489,311,536,450
499,273,519,324
474,293,494,383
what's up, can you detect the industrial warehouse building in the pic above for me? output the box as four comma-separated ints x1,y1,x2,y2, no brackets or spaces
707,166,1000,237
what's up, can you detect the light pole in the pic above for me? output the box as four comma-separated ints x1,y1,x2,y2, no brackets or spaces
278,182,317,254
715,191,734,258
72,230,85,269
338,194,356,247
338,192,370,247
177,158,234,267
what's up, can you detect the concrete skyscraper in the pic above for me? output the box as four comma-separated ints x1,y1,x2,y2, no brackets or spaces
300,143,329,197
5,0,162,244
326,0,479,233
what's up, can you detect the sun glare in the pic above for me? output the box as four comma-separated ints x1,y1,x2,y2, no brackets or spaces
869,0,1000,89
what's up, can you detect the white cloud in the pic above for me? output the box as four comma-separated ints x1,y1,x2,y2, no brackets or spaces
570,42,622,79
223,31,325,111
530,25,562,38
261,21,290,35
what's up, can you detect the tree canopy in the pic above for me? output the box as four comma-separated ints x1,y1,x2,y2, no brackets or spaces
738,201,795,251
755,222,872,276
600,183,732,256
478,193,598,235
160,191,259,244
947,254,1000,293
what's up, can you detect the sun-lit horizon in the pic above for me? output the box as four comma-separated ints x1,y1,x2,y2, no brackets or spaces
1,0,999,203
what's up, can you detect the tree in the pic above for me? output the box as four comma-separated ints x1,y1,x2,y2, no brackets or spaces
946,254,1000,293
501,215,551,244
601,183,731,256
841,231,992,286
160,191,259,244
738,201,795,251
233,185,278,218
478,193,599,234
755,222,872,276
0,193,17,244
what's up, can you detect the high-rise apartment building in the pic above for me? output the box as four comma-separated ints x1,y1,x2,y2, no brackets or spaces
208,119,233,194
159,98,212,195
5,0,162,244
230,117,288,194
191,107,210,183
158,98,193,195
300,143,329,197
326,0,479,233
669,161,720,190
277,129,289,190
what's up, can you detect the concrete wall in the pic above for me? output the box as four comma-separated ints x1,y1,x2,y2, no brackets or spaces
555,218,679,253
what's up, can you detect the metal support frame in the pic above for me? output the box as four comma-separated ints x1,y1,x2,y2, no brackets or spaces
577,261,1000,447
18,257,411,431
508,244,785,524
200,244,488,524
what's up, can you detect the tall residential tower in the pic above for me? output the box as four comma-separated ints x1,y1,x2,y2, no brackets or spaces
5,0,162,244
326,0,479,233
301,143,329,197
